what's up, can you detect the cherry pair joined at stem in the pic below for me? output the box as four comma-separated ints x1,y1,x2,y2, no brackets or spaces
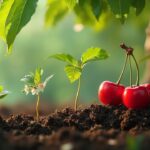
98,43,150,109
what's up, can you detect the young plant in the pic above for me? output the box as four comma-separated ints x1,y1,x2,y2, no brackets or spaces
21,68,53,121
0,85,9,99
50,47,108,111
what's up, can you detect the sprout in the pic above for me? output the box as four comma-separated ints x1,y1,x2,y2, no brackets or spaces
21,68,53,121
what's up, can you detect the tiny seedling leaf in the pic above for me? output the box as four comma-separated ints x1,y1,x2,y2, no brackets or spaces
65,65,82,83
0,90,9,99
50,53,79,66
0,86,4,92
43,74,54,87
20,73,35,86
81,47,108,64
34,68,43,86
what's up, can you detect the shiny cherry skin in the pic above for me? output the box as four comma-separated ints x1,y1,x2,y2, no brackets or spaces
123,86,150,109
98,81,125,105
142,84,150,96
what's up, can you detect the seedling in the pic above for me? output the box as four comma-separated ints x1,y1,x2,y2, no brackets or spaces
0,85,9,99
50,47,108,111
21,68,53,121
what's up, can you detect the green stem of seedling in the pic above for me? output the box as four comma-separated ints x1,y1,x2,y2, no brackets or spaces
129,56,133,87
74,77,81,111
117,54,128,85
131,54,139,86
36,94,40,122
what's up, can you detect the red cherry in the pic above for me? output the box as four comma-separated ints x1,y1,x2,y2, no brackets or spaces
142,84,150,96
123,86,150,109
98,81,125,106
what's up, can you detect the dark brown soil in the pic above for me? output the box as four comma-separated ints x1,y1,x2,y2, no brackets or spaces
1,104,150,150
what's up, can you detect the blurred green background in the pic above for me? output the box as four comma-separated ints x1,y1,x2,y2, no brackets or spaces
0,0,149,106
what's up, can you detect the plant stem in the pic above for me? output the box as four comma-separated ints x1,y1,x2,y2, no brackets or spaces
132,54,139,86
117,54,128,85
36,94,40,122
129,56,133,87
74,77,81,111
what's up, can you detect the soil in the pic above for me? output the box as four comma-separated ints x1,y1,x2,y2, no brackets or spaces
1,104,150,150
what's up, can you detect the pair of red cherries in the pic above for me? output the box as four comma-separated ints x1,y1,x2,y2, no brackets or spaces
98,43,150,109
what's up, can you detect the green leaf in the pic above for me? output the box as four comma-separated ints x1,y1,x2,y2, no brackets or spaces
0,0,14,41
50,53,79,66
0,86,4,92
0,90,9,99
107,0,131,23
65,65,82,83
34,68,43,85
74,0,97,26
45,0,68,27
91,0,103,20
64,0,78,9
81,47,108,64
131,0,145,15
5,0,38,53
20,73,35,86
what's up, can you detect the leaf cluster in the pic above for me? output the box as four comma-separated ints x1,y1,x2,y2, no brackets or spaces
0,0,146,52
21,68,53,95
50,47,108,83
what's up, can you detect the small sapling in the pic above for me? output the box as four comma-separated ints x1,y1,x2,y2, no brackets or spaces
50,47,108,111
21,68,53,121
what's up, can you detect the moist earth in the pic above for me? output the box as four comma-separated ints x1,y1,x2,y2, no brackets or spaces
1,104,150,150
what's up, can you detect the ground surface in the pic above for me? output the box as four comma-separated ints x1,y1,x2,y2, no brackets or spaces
1,104,150,150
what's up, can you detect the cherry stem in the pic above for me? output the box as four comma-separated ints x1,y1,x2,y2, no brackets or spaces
74,77,81,111
129,56,133,87
36,94,40,122
117,54,128,85
131,54,139,86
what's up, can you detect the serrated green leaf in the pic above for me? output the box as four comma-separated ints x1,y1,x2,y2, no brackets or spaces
64,0,78,9
107,0,131,23
0,0,14,41
131,0,145,15
50,53,79,66
91,0,103,20
81,47,108,64
34,68,43,85
0,90,9,99
65,65,82,83
5,0,38,53
45,0,68,27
